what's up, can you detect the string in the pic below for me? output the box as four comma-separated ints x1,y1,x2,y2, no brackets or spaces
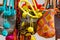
31,18,33,27
18,0,39,18
18,0,37,15
3,0,7,10
32,0,38,10
3,0,7,21
26,1,37,16
9,0,11,11
30,18,32,27
30,18,33,27
11,0,14,10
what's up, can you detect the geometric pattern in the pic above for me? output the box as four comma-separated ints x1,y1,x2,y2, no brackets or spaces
43,24,49,32
45,14,52,22
37,10,55,38
39,18,45,26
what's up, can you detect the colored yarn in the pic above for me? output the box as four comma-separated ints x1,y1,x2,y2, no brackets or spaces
2,29,8,36
3,21,10,29
3,11,11,16
6,34,14,40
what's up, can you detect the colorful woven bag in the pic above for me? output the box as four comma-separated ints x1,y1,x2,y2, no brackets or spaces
37,9,56,38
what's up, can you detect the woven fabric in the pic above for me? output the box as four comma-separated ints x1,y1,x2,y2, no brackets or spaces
37,10,55,38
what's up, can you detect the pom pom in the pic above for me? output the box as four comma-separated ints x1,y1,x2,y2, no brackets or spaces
6,34,14,40
3,11,11,16
11,10,16,16
31,35,36,40
2,29,8,36
3,21,10,29
27,27,34,32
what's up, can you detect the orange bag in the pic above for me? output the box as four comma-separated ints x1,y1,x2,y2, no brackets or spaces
37,9,56,38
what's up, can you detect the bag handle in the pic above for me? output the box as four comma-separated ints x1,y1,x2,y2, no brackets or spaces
44,0,56,9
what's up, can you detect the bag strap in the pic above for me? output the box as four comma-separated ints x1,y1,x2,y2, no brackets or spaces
44,0,56,9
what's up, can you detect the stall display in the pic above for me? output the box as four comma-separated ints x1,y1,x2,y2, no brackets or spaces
7,0,60,40
0,0,60,40
17,0,55,40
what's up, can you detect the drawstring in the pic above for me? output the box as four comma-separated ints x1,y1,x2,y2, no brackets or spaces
30,18,33,27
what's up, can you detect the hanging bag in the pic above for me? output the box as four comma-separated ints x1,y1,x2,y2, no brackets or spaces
37,0,56,38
